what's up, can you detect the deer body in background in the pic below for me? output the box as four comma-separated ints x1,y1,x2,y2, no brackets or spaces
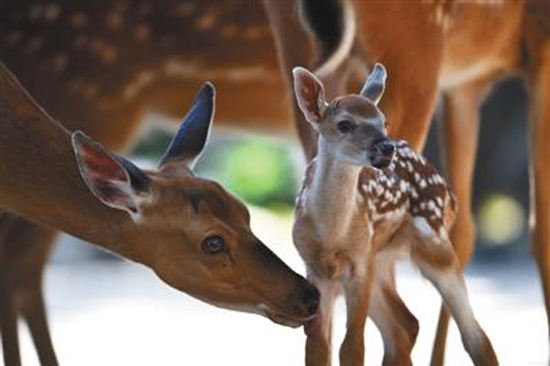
292,65,497,366
0,64,319,365
264,0,550,363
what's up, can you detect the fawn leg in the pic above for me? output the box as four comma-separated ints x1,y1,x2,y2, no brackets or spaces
370,253,418,366
410,228,498,366
305,278,338,366
431,76,493,366
339,261,375,366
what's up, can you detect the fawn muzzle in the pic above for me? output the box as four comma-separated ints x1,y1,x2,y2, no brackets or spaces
370,138,395,169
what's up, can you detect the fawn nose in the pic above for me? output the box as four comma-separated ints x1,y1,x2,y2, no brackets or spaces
374,138,395,157
301,284,320,316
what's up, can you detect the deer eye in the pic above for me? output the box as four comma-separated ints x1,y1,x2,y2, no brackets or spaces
201,236,225,254
337,120,355,133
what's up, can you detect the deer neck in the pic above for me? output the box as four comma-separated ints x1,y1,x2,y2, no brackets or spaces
0,63,146,265
306,137,362,241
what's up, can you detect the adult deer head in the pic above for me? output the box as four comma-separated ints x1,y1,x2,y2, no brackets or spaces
72,83,319,326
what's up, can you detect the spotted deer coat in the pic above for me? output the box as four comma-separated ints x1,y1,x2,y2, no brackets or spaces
294,139,457,280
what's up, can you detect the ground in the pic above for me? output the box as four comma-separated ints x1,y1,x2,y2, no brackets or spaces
13,207,548,366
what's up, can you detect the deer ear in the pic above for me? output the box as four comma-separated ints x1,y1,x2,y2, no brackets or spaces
360,63,387,105
293,67,327,125
159,82,215,170
72,131,151,218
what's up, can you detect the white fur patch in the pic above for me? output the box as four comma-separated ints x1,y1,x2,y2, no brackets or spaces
412,217,436,238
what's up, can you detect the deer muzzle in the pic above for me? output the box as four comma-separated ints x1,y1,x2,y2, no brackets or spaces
370,138,395,169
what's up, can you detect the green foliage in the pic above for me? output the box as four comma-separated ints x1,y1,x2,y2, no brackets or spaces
131,129,298,208
221,140,297,206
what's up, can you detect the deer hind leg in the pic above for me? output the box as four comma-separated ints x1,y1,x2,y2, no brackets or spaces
409,225,498,366
527,40,550,349
305,278,338,366
431,76,494,366
369,253,418,366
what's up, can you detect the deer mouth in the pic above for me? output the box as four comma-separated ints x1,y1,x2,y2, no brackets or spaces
258,303,317,328
371,153,393,169
265,310,318,328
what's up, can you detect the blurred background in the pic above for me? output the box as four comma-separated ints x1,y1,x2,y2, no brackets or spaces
0,1,546,365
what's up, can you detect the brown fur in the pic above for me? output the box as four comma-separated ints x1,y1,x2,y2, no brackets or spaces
0,63,318,364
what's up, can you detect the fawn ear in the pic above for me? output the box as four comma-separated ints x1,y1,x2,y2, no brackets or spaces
159,82,215,170
72,131,151,218
293,67,328,125
360,63,387,105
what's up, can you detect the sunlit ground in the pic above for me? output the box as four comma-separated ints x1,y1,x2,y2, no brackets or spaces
12,206,547,366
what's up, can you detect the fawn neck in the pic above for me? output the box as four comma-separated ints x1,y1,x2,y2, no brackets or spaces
307,137,363,240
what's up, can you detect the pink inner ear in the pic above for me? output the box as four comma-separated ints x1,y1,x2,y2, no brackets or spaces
301,83,322,121
80,142,126,182
303,86,319,118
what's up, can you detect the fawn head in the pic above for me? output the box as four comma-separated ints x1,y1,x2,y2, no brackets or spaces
71,83,319,327
293,63,395,168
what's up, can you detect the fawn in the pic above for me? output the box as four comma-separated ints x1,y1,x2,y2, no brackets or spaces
292,64,498,366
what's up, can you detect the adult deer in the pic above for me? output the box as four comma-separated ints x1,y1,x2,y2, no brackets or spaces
264,0,550,363
0,1,295,364
0,63,319,365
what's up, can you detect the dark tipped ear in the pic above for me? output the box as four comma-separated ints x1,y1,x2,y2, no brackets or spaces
72,131,151,217
292,67,328,125
360,63,387,105
159,82,215,169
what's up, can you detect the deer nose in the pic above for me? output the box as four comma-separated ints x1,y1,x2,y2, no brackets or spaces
373,138,395,157
301,284,320,316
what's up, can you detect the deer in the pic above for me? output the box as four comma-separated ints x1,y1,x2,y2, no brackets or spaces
264,0,550,364
0,62,320,365
292,63,498,366
0,1,300,364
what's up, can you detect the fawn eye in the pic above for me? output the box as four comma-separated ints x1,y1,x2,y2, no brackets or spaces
201,236,225,254
337,120,355,133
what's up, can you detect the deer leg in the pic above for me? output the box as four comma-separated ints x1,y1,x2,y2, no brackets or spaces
305,278,338,366
431,77,493,366
19,283,57,366
410,233,498,366
11,225,58,366
339,262,375,366
263,0,319,160
0,268,21,366
369,255,418,366
368,35,443,152
527,42,550,349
